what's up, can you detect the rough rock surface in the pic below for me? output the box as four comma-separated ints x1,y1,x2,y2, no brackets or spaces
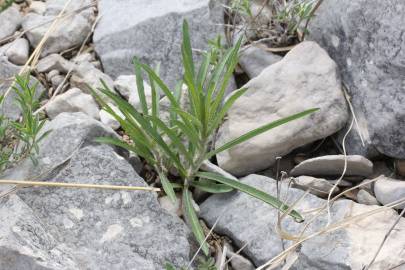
93,0,225,88
216,41,349,176
239,46,283,79
200,174,405,269
309,0,405,158
0,5,22,40
45,88,100,119
17,145,191,269
290,155,373,177
374,175,405,209
0,195,79,270
22,0,93,56
0,56,45,120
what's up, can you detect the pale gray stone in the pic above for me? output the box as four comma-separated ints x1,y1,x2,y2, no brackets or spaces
374,175,405,209
45,88,100,119
28,1,46,14
0,195,79,270
36,53,74,73
114,74,153,110
99,103,123,130
70,61,116,101
200,174,405,269
309,0,405,159
0,5,22,40
93,0,225,88
216,42,349,176
290,155,373,177
239,46,283,78
1,38,29,65
357,189,379,206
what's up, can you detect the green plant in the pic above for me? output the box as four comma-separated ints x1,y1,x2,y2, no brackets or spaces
92,20,317,255
228,0,322,47
0,75,50,173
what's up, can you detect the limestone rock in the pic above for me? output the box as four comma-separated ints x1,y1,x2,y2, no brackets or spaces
0,5,22,40
216,41,349,176
374,175,405,209
239,46,283,78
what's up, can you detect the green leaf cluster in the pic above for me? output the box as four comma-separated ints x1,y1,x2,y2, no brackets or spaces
0,75,50,173
92,20,317,256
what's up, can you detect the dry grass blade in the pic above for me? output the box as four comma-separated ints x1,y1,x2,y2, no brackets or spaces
0,179,160,192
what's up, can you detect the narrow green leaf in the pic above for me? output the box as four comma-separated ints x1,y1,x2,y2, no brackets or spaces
190,179,233,193
133,57,148,115
159,172,177,203
183,188,209,255
208,108,319,158
196,172,304,222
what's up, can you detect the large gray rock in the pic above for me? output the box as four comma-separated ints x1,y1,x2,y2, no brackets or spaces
1,112,117,181
374,175,405,209
93,0,225,87
0,195,79,270
18,144,191,270
215,41,349,176
0,5,22,40
22,0,93,56
290,155,374,177
0,57,45,120
308,0,405,159
200,174,405,269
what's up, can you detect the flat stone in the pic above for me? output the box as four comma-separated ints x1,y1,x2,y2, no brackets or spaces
215,41,349,176
36,53,74,73
17,144,191,269
309,0,405,159
0,195,79,270
0,5,22,40
374,175,405,209
291,176,339,198
290,155,373,177
200,174,405,269
93,0,225,88
45,88,100,119
239,46,283,78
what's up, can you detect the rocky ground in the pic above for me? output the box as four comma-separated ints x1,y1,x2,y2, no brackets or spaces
0,0,404,269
